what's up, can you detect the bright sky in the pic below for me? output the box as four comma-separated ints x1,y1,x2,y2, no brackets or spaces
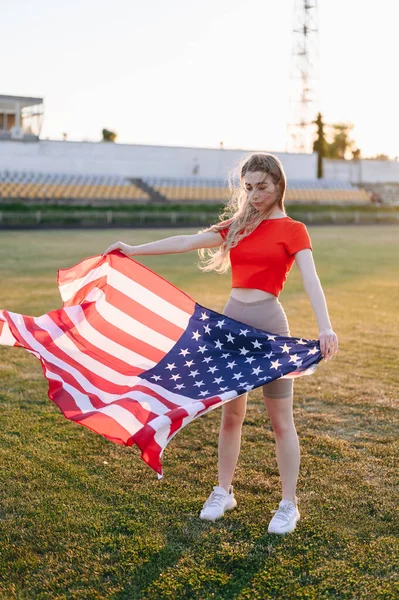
2,0,398,158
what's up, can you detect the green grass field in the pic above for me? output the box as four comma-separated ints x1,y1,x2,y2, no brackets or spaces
0,226,398,599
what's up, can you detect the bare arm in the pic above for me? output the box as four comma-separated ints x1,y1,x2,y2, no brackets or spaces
294,249,338,360
102,230,223,257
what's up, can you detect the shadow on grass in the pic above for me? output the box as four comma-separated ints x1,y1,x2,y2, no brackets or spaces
114,514,284,600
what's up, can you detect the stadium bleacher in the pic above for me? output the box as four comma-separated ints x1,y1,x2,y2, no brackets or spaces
144,177,230,202
285,179,371,203
0,171,150,204
0,170,372,205
143,177,372,204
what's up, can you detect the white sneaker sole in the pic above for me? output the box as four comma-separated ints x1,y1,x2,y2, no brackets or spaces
199,498,237,521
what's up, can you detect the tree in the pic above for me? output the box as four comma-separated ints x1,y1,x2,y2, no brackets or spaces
325,122,360,160
102,129,117,142
312,112,327,178
368,153,390,161
313,116,361,161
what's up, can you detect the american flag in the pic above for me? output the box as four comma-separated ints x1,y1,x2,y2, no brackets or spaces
0,251,322,477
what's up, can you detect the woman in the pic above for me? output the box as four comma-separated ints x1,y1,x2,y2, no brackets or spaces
103,153,338,535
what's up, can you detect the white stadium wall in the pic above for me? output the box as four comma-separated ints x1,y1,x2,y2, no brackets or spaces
0,140,317,180
323,158,399,183
2,140,398,182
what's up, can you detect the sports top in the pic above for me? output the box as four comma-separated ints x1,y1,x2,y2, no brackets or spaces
218,216,312,296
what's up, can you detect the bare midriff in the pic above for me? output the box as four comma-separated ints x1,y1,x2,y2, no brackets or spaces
230,287,277,302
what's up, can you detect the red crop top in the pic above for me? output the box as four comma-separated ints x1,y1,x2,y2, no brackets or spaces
218,216,312,296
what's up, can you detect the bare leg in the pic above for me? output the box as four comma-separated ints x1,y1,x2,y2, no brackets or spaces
218,393,248,491
263,394,299,502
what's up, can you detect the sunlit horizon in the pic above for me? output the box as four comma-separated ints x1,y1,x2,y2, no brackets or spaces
2,0,398,159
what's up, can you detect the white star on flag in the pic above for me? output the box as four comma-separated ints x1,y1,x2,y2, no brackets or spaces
307,346,319,355
252,339,262,349
289,354,301,363
252,366,263,376
271,360,282,370
280,343,291,353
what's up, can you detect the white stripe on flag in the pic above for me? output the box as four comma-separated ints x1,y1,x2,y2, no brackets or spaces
8,313,142,398
59,264,192,330
98,404,143,436
151,414,172,450
64,303,157,370
110,268,192,329
91,290,178,354
128,389,174,415
34,314,146,385
0,316,16,346
44,367,144,436
58,263,108,302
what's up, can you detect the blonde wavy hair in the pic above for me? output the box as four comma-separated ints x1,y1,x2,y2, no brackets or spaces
198,152,287,273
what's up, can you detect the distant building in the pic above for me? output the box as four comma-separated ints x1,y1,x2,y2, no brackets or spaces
0,94,43,141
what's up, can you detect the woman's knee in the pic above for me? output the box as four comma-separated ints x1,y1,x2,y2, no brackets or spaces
270,418,296,437
220,394,247,430
264,394,295,436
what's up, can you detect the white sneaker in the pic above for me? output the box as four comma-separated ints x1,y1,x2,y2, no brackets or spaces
200,485,237,521
268,497,300,534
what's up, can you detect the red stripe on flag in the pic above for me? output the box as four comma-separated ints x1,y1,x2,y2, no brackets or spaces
34,348,118,411
167,406,190,437
132,425,163,475
72,411,134,446
61,275,107,308
43,355,169,472
48,308,155,375
1,312,34,352
57,252,195,318
42,355,157,451
131,384,181,411
110,253,195,315
44,357,158,425
44,367,82,417
29,325,183,427
114,397,158,423
57,255,103,287
195,396,223,415
61,281,188,345
8,313,140,396
32,328,181,427
101,285,187,341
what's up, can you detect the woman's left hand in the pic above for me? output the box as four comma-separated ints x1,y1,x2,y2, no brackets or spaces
318,328,338,360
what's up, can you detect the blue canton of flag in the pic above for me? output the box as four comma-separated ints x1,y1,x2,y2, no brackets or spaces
142,304,323,399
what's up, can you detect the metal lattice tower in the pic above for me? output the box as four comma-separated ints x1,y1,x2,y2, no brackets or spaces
287,0,319,153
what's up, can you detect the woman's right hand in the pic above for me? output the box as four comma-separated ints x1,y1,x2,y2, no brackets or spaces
102,241,133,257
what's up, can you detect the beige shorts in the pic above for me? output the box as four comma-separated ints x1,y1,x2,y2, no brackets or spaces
222,296,294,399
